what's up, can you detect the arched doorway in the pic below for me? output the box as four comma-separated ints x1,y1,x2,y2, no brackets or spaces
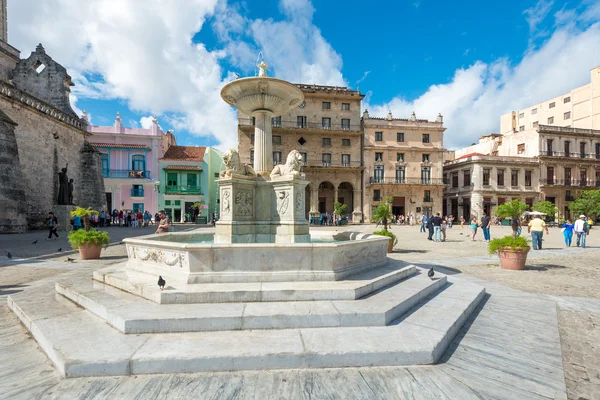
318,181,335,213
337,182,354,219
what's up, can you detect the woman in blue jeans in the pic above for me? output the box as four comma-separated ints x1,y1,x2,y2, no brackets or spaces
562,219,574,247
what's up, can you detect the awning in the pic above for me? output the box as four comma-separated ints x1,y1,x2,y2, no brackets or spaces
163,165,203,171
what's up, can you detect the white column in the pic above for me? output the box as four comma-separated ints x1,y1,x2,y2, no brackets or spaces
252,110,274,174
310,186,319,216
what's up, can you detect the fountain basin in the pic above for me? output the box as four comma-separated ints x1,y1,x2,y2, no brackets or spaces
221,77,304,116
123,231,389,284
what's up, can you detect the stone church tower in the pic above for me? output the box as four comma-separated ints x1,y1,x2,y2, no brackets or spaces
0,1,107,232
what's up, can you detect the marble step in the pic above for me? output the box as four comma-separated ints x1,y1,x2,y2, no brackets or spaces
56,271,447,333
7,277,486,377
93,262,416,304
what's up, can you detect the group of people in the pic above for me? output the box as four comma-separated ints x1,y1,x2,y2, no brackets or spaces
391,214,415,225
561,215,592,248
109,209,157,228
310,212,348,226
469,213,492,242
420,214,454,242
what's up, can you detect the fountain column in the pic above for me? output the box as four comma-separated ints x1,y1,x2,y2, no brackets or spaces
252,110,274,174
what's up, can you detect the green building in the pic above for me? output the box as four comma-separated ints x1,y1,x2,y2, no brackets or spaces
158,146,223,223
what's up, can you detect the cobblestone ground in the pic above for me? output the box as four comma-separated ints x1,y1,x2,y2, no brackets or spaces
1,222,599,399
558,310,600,400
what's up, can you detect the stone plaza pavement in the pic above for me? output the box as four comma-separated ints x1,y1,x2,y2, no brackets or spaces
0,224,598,399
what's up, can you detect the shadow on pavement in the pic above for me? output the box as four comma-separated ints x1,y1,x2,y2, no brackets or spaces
0,284,28,296
524,264,567,271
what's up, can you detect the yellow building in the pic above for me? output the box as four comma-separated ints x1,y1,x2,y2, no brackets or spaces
363,110,446,221
237,84,365,221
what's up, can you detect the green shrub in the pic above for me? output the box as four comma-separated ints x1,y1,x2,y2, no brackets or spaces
373,229,397,245
67,229,110,251
488,235,529,255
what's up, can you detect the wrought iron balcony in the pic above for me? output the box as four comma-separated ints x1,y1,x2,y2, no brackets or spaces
540,150,600,159
540,179,600,187
102,169,150,179
368,177,444,185
303,159,361,168
130,188,144,197
165,185,203,195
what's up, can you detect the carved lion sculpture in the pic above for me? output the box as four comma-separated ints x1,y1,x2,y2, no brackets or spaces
220,149,256,178
270,150,304,178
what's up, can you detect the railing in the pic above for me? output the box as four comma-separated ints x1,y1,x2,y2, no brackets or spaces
130,188,144,197
165,185,203,195
368,177,444,185
102,169,150,179
303,159,361,168
540,150,600,159
540,179,600,187
239,118,361,132
565,196,575,201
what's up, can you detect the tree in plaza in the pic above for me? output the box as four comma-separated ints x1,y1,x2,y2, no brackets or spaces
532,201,558,218
569,190,600,218
192,200,205,216
334,201,348,218
372,196,393,231
494,199,528,220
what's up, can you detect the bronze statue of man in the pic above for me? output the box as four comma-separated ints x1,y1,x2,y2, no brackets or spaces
57,163,69,205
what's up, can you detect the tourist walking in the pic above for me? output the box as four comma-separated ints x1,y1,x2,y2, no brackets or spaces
574,215,590,248
72,214,82,231
420,215,427,233
562,219,574,247
409,214,414,226
460,216,465,229
46,212,59,240
426,215,434,240
432,213,443,242
511,217,521,237
528,215,549,250
441,218,448,241
470,217,479,241
481,213,491,242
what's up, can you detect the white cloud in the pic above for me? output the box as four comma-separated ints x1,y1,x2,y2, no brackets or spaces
365,5,600,150
140,116,154,129
8,0,241,150
356,71,371,85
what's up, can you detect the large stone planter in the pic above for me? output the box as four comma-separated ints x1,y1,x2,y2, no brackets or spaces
78,243,103,260
497,247,530,270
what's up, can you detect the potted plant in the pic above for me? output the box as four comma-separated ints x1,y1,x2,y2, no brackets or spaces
68,207,110,259
372,196,397,252
489,235,530,270
333,201,348,226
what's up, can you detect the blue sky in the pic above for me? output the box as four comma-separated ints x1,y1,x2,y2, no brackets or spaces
8,0,600,149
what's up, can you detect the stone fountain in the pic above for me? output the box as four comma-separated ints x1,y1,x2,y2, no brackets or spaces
6,59,486,378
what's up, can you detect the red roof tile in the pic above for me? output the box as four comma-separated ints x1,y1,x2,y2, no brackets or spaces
161,146,206,162
163,165,203,171
91,143,151,150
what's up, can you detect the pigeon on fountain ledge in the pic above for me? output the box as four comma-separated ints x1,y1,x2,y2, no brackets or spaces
428,267,435,279
158,276,166,291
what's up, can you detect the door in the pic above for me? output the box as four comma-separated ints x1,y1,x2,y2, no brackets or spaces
174,208,182,223
132,203,144,213
318,197,326,213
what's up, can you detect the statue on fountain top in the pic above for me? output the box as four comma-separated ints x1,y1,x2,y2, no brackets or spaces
270,150,304,179
220,149,256,178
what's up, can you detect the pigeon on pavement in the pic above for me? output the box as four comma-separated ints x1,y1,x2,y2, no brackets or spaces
57,248,62,252
427,267,434,279
66,257,75,262
32,240,38,244
7,252,12,259
158,276,166,291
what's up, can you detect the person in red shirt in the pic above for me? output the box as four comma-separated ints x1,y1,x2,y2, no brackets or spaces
137,211,143,228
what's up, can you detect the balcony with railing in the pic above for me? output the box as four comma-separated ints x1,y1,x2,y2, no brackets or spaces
239,118,361,132
368,177,444,185
102,169,151,179
539,150,600,159
540,179,600,187
130,188,145,197
303,159,362,168
165,185,203,195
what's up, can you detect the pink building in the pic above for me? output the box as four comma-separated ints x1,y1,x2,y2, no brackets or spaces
86,112,170,214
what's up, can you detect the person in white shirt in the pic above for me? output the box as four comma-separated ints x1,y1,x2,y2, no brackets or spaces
573,214,590,248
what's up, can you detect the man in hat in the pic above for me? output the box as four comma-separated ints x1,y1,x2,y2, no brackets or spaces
573,214,590,248
528,214,549,250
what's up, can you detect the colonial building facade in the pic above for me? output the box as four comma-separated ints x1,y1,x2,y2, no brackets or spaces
443,153,541,219
237,84,364,221
363,110,446,221
447,66,600,219
87,114,165,214
0,0,105,232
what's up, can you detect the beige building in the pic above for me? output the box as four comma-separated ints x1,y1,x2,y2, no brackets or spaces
448,66,600,219
363,110,446,221
443,153,541,219
500,66,600,134
237,84,365,221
